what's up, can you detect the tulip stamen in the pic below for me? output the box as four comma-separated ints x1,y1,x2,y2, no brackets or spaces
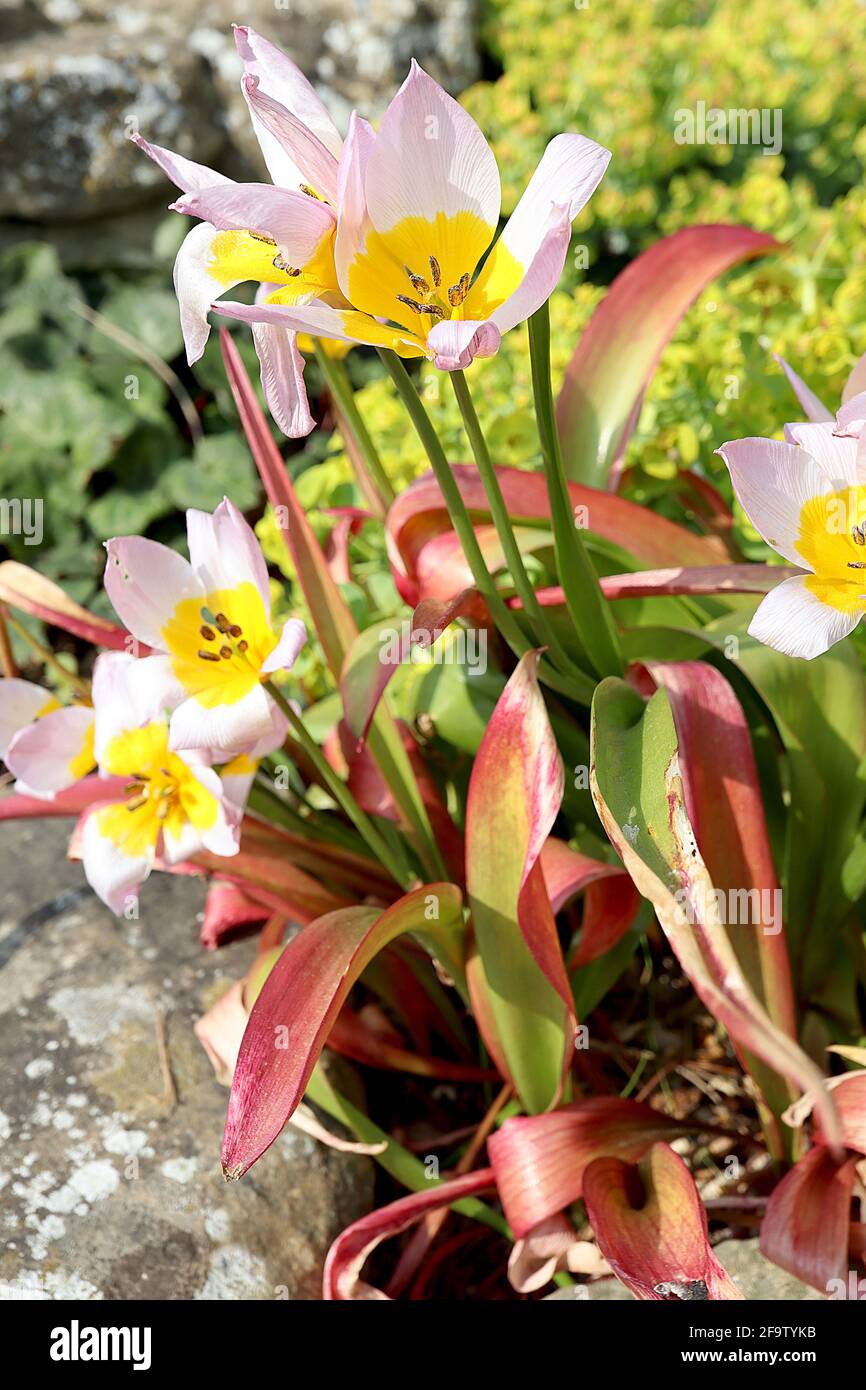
448,273,471,307
429,256,441,288
404,266,431,296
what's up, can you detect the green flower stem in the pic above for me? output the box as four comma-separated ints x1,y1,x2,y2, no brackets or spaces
450,367,594,684
265,679,413,891
377,348,594,704
4,611,90,698
527,302,624,680
315,346,395,512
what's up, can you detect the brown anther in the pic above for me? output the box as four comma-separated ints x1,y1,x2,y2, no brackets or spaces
429,256,441,288
124,781,144,796
300,184,322,200
126,793,148,812
200,625,216,641
849,560,866,569
248,231,276,246
155,800,170,820
397,294,425,315
215,613,230,632
219,645,233,660
198,649,221,663
448,273,470,307
425,304,445,321
228,624,242,639
405,266,430,296
853,524,866,546
237,639,249,654
273,254,301,275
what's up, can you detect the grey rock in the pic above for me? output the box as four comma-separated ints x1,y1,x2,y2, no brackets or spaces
0,815,373,1300
545,1239,825,1301
0,1,479,223
0,25,227,222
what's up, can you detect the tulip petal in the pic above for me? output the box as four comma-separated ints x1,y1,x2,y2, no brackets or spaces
241,75,339,204
251,321,315,438
6,705,94,794
173,221,242,365
168,682,276,758
172,184,335,268
82,804,155,915
472,133,611,332
186,496,271,612
334,112,376,301
783,420,859,483
92,651,184,763
835,389,866,440
773,353,833,423
748,574,863,660
104,536,200,651
234,25,342,175
131,134,232,194
365,59,500,240
0,677,51,755
261,616,307,674
425,317,501,371
212,296,424,355
717,436,836,568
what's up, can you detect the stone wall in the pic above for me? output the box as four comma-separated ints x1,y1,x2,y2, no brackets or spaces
0,0,479,242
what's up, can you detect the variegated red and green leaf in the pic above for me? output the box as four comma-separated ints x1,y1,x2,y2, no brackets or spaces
556,224,779,488
583,1142,744,1300
221,884,465,1178
465,651,572,1113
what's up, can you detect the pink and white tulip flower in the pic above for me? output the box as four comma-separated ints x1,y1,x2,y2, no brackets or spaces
133,25,348,436
0,677,95,798
215,58,611,371
718,409,866,659
81,652,240,915
103,497,306,757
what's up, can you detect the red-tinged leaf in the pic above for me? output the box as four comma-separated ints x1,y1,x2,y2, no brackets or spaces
326,1007,497,1082
223,330,441,874
222,884,465,1178
590,678,841,1152
583,1143,744,1300
465,651,572,1113
237,816,398,901
200,878,270,950
0,776,126,820
0,561,140,652
539,837,639,968
323,507,370,584
194,842,356,925
556,225,779,488
387,464,729,606
760,1146,859,1292
323,1168,495,1300
510,564,795,609
221,328,357,676
633,660,798,1135
341,591,490,748
487,1097,690,1238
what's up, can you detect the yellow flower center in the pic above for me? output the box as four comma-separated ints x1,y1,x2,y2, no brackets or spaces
797,485,866,614
344,209,524,341
161,582,278,709
98,721,219,855
209,222,341,305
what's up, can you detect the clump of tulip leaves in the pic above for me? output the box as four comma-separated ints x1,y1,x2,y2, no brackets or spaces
3,223,866,1302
